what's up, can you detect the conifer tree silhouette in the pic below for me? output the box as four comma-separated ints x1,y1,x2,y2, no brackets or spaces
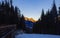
0,0,21,25
19,14,26,30
32,0,60,35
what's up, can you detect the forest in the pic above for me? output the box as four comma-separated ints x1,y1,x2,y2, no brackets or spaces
0,0,60,35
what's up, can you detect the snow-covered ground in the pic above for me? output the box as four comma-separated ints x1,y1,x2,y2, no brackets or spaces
15,34,60,38
15,30,60,38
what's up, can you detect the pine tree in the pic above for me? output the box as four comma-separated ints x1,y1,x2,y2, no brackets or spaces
18,14,26,30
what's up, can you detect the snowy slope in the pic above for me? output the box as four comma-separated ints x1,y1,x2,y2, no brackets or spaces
25,21,34,28
15,34,60,38
15,30,60,38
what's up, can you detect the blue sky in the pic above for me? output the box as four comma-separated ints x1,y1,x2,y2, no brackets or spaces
0,0,60,20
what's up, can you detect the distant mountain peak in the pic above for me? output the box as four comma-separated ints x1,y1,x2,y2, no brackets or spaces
24,17,36,22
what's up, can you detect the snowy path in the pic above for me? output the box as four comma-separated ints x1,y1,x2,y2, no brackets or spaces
15,34,60,38
15,30,60,38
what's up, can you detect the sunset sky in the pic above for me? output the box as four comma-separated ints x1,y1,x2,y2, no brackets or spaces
0,0,60,20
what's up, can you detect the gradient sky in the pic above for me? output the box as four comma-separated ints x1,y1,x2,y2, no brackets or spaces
0,0,60,20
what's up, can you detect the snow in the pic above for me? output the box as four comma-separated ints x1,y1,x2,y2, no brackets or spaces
15,30,60,38
25,21,34,28
15,34,60,38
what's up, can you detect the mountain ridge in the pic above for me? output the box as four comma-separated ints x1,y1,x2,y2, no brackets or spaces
24,17,37,22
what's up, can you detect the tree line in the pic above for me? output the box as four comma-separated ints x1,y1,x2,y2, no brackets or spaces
32,1,60,35
0,0,26,30
1,0,60,35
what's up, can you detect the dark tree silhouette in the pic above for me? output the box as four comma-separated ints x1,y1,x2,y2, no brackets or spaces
19,15,26,30
0,0,21,25
32,0,60,35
